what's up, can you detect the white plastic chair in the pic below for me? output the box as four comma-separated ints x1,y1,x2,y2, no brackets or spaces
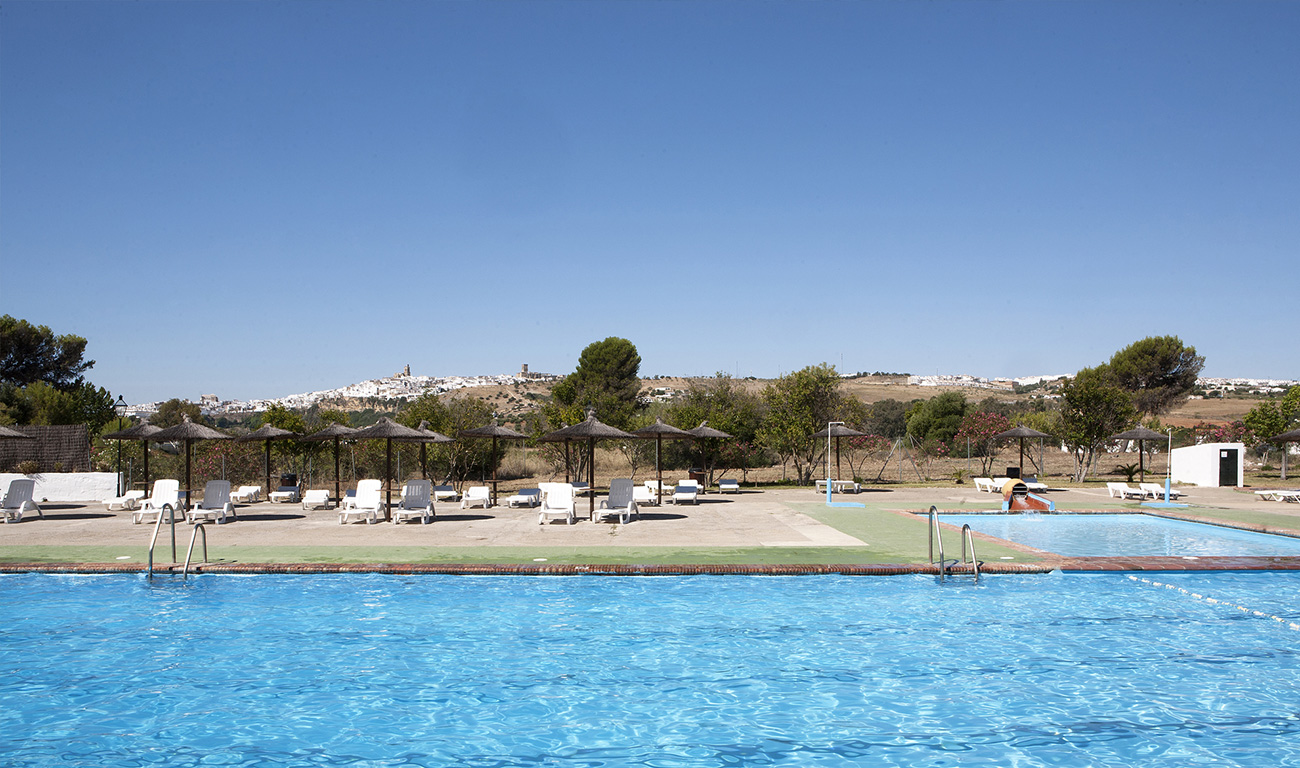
187,480,235,524
2,478,43,523
393,480,434,524
134,479,180,524
538,483,575,525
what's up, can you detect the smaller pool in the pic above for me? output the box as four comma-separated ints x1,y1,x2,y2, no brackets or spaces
939,513,1300,557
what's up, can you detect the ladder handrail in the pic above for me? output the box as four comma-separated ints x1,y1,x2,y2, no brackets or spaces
960,524,981,583
928,505,947,583
182,523,208,579
146,504,176,579
928,506,980,584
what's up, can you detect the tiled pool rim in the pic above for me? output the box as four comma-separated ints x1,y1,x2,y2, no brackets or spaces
4,558,1300,575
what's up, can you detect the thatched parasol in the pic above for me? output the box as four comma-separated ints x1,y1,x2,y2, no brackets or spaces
632,418,693,504
237,424,300,498
1108,426,1167,482
149,415,231,561
0,425,33,439
1268,427,1300,481
687,421,733,489
101,423,162,493
458,420,527,507
541,411,634,517
151,415,232,512
811,423,866,480
302,423,359,504
995,425,1052,478
397,420,455,482
351,417,426,512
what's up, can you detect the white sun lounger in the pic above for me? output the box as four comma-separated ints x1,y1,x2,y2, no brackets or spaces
461,486,491,509
1107,482,1147,500
595,478,639,524
973,478,998,493
187,480,235,524
1139,483,1182,500
339,480,384,524
393,480,434,524
301,489,331,510
538,483,575,525
669,479,699,505
718,478,740,494
134,479,180,525
104,489,146,511
231,485,262,503
2,478,43,523
506,488,542,508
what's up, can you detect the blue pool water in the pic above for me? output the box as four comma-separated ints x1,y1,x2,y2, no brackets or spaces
940,513,1300,557
3,573,1300,767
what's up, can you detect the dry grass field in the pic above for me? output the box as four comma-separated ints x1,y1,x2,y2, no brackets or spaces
442,375,1270,490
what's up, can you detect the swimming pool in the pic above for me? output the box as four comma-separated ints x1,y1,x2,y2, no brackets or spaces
940,513,1300,557
3,573,1299,767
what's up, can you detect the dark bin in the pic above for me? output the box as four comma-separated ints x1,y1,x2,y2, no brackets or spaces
280,473,298,488
1005,466,1021,479
689,468,707,485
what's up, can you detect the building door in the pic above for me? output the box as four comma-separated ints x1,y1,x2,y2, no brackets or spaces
1219,449,1238,487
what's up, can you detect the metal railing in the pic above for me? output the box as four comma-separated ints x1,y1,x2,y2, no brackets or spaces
928,505,981,584
146,504,178,579
182,523,208,579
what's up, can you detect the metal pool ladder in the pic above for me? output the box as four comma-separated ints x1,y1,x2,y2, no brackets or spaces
928,505,981,584
147,507,210,580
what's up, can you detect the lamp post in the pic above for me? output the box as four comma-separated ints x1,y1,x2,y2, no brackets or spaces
113,395,128,495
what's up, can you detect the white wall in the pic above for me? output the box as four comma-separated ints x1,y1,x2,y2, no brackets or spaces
1170,442,1245,487
0,472,118,502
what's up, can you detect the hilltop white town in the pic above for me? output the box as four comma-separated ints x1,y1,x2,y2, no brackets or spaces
126,364,1300,418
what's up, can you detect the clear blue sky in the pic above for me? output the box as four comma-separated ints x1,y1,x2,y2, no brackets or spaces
3,1,1297,404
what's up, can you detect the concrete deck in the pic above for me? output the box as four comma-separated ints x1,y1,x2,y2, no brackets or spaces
3,484,1299,574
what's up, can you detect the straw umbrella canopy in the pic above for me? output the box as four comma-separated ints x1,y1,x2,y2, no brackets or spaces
397,420,454,481
236,425,300,498
457,420,527,507
350,417,426,512
632,418,693,504
302,423,359,504
541,411,635,517
994,425,1053,479
150,415,232,514
0,425,33,439
100,423,162,492
1268,427,1300,481
687,421,733,488
1108,426,1167,483
810,423,867,480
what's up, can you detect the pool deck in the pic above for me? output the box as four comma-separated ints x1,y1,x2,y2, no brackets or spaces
3,483,1300,574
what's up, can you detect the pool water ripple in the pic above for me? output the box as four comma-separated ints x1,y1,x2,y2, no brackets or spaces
3,573,1300,767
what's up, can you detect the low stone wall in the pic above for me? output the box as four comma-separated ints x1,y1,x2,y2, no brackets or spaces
0,472,117,502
